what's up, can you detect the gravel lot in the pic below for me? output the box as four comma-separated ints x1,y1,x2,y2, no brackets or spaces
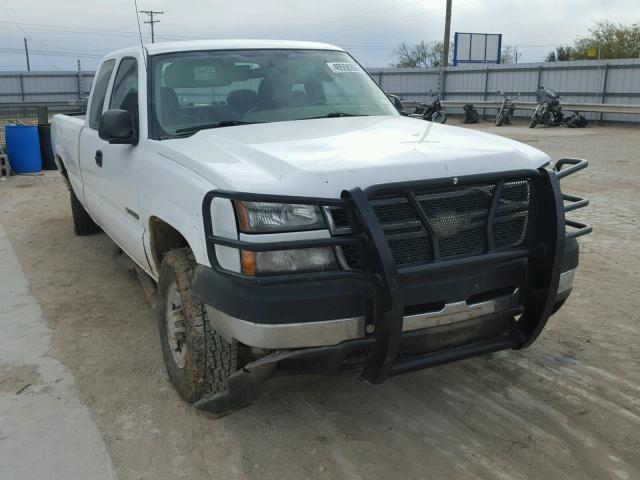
0,122,638,480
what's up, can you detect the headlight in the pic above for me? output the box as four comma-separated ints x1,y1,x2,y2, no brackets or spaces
232,200,339,275
241,248,338,276
234,201,325,233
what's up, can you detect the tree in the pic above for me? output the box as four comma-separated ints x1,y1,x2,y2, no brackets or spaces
574,20,640,59
545,21,640,61
501,45,520,64
393,41,451,68
545,46,575,62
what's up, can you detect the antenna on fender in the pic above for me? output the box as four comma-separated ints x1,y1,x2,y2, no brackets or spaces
133,0,148,68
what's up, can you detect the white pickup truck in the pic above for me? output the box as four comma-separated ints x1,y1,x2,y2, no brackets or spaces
52,39,591,415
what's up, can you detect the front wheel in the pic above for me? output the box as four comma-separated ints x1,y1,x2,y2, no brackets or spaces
495,107,506,126
157,248,237,403
431,110,447,124
529,107,541,128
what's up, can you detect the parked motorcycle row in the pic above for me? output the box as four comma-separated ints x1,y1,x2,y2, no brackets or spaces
388,87,588,128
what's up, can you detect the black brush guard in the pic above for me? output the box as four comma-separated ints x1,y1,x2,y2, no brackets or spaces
195,160,591,414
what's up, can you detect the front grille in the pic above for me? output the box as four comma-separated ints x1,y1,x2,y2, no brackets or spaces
367,177,539,267
369,195,435,265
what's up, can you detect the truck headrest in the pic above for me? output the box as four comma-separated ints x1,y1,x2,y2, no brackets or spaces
163,60,249,88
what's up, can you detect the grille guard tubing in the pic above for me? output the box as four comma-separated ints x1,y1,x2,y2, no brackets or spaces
201,160,591,384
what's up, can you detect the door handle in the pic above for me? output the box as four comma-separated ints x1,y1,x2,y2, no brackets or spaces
95,150,103,167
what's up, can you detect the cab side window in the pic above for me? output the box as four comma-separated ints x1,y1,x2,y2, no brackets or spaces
88,59,116,130
109,57,139,134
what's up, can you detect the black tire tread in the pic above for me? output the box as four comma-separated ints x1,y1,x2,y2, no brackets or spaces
70,189,101,235
158,248,237,402
432,111,447,124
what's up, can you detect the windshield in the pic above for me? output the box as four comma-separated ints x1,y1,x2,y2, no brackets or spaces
150,49,397,138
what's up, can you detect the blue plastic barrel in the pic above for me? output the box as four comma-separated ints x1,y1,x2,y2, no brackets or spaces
5,124,42,173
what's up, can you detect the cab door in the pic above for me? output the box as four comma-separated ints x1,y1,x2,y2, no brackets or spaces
91,56,149,269
79,58,115,220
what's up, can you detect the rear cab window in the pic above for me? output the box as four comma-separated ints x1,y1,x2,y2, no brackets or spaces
88,59,116,130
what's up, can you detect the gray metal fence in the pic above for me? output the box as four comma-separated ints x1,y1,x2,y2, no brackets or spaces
2,58,639,122
369,58,640,122
0,71,93,103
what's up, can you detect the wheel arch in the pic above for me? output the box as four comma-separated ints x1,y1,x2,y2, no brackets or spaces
147,216,195,274
55,154,72,190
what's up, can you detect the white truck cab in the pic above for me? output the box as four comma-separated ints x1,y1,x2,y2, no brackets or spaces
52,40,591,415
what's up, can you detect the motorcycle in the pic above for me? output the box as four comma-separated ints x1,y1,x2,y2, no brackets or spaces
495,91,519,126
529,86,564,128
410,94,447,124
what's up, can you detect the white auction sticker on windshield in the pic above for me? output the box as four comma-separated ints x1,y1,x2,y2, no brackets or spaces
327,62,363,73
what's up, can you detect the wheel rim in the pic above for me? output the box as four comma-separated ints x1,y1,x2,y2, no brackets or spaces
166,282,187,369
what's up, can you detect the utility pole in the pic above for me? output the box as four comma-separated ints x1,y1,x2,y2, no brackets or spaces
139,10,164,43
442,0,452,67
23,37,30,71
76,59,82,100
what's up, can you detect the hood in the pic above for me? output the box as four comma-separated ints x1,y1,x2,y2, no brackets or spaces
159,116,551,198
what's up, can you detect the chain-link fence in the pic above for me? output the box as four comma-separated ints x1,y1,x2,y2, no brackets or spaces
0,101,86,151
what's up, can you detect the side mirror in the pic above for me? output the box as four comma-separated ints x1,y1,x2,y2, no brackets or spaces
387,94,407,116
99,109,137,145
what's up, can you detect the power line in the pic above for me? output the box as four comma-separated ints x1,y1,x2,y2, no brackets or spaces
0,5,58,69
0,48,104,59
139,9,164,43
316,0,479,40
0,20,140,36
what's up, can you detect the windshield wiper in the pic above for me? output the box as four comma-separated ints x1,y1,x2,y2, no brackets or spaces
302,112,370,120
175,120,256,134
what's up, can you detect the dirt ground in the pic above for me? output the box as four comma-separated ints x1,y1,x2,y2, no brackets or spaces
1,121,639,480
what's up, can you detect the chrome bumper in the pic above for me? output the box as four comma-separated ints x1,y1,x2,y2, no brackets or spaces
206,287,524,349
207,266,577,350
557,268,575,295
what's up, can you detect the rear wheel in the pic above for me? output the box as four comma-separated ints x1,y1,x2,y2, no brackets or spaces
157,248,237,403
431,110,447,124
70,188,101,235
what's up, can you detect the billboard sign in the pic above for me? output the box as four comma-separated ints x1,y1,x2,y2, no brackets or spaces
453,33,502,66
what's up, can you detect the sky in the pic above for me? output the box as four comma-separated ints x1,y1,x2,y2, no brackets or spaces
0,0,638,71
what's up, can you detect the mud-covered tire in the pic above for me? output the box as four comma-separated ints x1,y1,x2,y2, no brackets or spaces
157,248,237,403
70,188,101,235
